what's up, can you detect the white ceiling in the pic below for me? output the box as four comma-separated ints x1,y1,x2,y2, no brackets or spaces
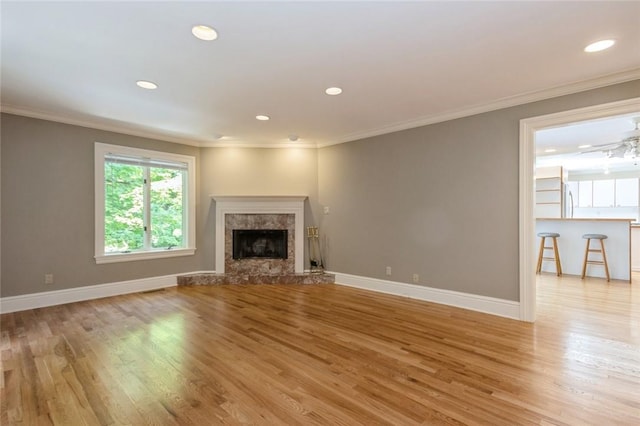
535,115,637,155
1,1,640,148
536,114,640,174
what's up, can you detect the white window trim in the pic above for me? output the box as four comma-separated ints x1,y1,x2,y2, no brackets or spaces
95,142,196,264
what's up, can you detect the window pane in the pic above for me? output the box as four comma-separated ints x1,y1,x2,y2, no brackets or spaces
104,162,144,252
150,167,185,249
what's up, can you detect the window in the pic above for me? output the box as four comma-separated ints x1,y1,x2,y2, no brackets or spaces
95,143,196,263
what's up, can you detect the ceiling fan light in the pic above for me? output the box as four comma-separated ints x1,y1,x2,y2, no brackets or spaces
623,118,640,139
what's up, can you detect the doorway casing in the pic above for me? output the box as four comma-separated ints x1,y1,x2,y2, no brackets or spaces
519,97,640,322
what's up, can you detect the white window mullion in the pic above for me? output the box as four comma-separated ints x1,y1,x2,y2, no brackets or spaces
143,166,151,250
182,170,188,248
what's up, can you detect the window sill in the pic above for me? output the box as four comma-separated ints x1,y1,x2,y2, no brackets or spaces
95,248,196,264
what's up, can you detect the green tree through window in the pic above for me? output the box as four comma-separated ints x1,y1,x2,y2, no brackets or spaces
150,167,184,249
105,163,144,252
104,160,185,253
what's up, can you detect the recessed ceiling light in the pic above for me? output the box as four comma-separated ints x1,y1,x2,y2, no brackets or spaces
578,144,592,149
584,39,615,53
544,148,557,153
136,80,158,90
325,87,342,96
192,25,218,41
256,115,270,121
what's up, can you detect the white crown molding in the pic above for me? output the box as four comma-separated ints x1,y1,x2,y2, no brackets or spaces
0,104,204,147
331,271,520,320
3,69,639,150
317,68,640,147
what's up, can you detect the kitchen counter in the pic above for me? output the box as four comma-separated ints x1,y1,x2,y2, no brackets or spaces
536,218,631,281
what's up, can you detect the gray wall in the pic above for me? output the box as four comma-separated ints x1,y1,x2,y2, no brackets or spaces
0,114,202,297
0,114,320,297
2,80,638,299
318,80,640,301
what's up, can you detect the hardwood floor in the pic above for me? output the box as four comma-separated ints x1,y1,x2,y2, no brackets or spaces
1,276,638,425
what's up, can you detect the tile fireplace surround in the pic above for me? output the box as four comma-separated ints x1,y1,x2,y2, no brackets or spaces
177,196,334,286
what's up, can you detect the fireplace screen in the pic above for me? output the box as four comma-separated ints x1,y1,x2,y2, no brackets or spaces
232,229,288,260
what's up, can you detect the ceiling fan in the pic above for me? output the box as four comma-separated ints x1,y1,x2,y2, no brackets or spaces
582,117,640,158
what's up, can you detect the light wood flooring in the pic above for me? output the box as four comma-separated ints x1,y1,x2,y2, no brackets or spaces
1,275,639,425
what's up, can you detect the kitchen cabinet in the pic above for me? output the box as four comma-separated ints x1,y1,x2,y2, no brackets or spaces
578,181,592,207
593,180,615,207
574,177,639,208
615,178,639,207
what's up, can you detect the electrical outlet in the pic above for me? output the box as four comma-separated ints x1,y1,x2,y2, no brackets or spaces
324,206,330,214
385,266,392,276
412,273,419,283
44,273,54,285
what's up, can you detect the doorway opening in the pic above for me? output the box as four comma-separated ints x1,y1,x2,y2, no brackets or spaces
519,97,640,322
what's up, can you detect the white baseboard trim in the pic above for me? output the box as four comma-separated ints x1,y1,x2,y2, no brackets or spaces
331,272,521,320
1,270,520,320
0,274,183,314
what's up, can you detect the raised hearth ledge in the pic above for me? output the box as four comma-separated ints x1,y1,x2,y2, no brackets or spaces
211,195,307,274
177,272,335,286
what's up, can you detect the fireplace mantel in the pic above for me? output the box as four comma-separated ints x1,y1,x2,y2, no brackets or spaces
211,195,307,274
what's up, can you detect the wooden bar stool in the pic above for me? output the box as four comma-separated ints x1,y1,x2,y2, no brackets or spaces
536,232,562,276
581,234,610,282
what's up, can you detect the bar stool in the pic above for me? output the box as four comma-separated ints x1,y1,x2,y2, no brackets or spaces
581,234,610,282
536,232,562,276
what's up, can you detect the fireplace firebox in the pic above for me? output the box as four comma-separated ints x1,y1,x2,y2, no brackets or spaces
232,229,288,260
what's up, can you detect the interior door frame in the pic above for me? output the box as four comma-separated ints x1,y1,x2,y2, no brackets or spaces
519,97,640,322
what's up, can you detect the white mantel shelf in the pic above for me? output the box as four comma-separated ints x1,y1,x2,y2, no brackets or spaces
211,195,307,202
212,195,308,274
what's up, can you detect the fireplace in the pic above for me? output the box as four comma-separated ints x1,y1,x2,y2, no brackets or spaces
233,229,288,260
212,196,306,274
176,195,336,286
